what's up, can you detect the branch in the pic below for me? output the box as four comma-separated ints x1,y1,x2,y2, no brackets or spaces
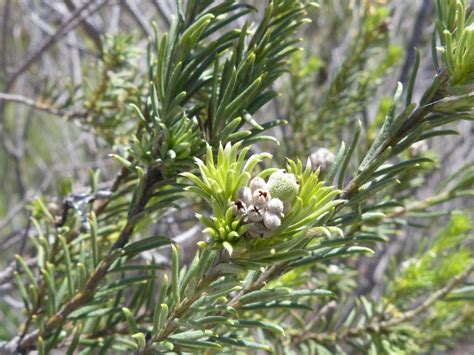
142,261,223,354
304,262,474,343
64,0,103,54
379,262,474,328
0,92,86,119
6,0,108,90
13,168,164,351
123,0,153,37
228,263,288,308
16,249,123,350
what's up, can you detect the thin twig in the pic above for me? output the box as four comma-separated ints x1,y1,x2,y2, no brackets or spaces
0,257,37,286
0,92,87,119
6,0,108,90
301,263,474,343
124,0,153,37
151,0,171,28
64,0,103,54
228,262,288,308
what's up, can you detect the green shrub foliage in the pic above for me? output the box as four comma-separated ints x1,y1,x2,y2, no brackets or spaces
0,0,473,354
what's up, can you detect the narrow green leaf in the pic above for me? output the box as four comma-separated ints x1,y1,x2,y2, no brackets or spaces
58,236,74,296
213,336,271,351
153,274,169,333
171,339,223,350
38,336,46,355
290,289,334,299
194,316,234,325
289,246,374,268
171,244,181,306
222,241,233,256
168,330,214,341
360,82,403,170
232,319,285,335
89,212,98,267
132,332,146,349
69,305,120,320
122,236,172,257
326,141,345,183
406,49,420,105
110,154,134,171
66,323,83,355
158,303,169,331
41,267,56,315
238,287,291,305
338,120,362,188
15,254,37,290
239,301,312,311
14,271,31,311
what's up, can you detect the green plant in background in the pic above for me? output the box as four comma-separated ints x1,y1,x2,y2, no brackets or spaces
83,34,143,141
0,0,473,354
285,0,404,155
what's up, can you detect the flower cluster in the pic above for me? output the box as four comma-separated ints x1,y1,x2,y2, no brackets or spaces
233,171,299,238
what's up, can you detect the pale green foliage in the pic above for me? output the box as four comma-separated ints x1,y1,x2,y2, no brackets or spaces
182,142,272,243
183,142,272,210
435,0,474,86
84,34,143,141
182,142,344,263
1,0,473,354
286,1,404,152
392,212,472,300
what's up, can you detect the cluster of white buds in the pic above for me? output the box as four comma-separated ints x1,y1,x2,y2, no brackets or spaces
310,147,335,172
233,171,299,238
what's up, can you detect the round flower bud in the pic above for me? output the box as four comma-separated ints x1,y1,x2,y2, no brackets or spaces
409,141,428,157
268,171,299,202
238,187,253,205
263,212,281,230
252,189,271,206
266,198,284,216
232,200,247,216
310,147,335,171
249,176,267,192
247,205,263,222
248,223,270,238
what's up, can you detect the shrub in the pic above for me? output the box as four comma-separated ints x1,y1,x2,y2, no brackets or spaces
0,0,472,353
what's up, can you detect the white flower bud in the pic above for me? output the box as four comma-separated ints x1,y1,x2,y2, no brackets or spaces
252,189,271,206
249,176,267,192
247,205,263,222
248,223,270,238
409,141,428,156
232,200,247,216
310,147,335,171
268,171,299,202
238,187,253,205
266,198,284,216
263,212,281,230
